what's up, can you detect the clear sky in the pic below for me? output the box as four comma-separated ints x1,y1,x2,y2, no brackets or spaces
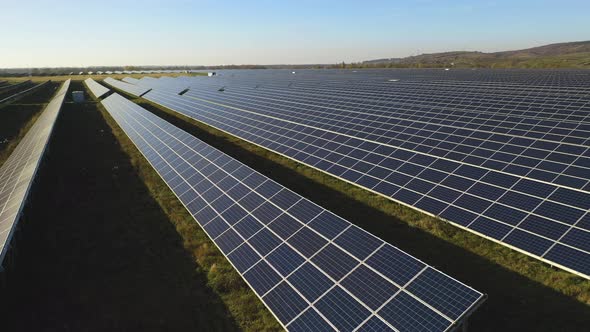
2,0,589,68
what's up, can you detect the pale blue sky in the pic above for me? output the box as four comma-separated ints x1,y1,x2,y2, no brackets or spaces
1,0,589,67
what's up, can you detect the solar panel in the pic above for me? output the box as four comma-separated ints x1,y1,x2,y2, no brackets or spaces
116,70,590,279
122,77,140,85
0,81,31,95
135,76,189,94
103,77,151,97
101,93,485,331
0,81,40,103
0,80,70,270
83,78,110,99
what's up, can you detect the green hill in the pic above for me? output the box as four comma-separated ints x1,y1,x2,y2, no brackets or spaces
362,41,590,68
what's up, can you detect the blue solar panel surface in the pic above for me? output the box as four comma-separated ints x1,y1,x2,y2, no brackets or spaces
101,92,485,331
135,76,189,94
122,77,141,85
126,69,590,279
0,81,48,104
84,78,110,99
0,80,70,269
103,77,151,97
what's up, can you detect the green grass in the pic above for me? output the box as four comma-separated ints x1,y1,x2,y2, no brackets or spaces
96,88,282,331
125,96,590,331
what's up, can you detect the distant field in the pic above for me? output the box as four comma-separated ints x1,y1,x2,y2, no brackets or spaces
354,53,590,69
359,41,590,68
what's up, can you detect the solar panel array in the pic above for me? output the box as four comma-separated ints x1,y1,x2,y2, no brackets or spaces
0,80,70,269
122,77,141,85
121,70,590,279
103,77,151,97
84,78,110,99
0,80,43,104
101,92,484,331
135,76,189,94
0,81,34,95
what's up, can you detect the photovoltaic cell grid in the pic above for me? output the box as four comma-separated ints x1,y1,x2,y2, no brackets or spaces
135,76,189,95
0,80,34,95
0,80,71,269
84,78,110,99
187,81,590,153
103,77,151,97
186,68,590,88
0,81,47,104
128,70,590,279
101,93,484,332
122,77,141,85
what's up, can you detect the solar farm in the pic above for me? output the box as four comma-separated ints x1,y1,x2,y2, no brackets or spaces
0,69,589,331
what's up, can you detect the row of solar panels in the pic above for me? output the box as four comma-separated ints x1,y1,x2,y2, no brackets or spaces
179,73,590,137
0,80,71,270
134,73,590,133
133,73,590,185
104,77,152,98
179,86,590,187
214,82,590,136
1,70,200,76
112,74,590,279
196,85,587,190
0,80,33,94
190,68,590,88
84,78,110,99
100,78,485,330
0,83,46,104
0,81,40,103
